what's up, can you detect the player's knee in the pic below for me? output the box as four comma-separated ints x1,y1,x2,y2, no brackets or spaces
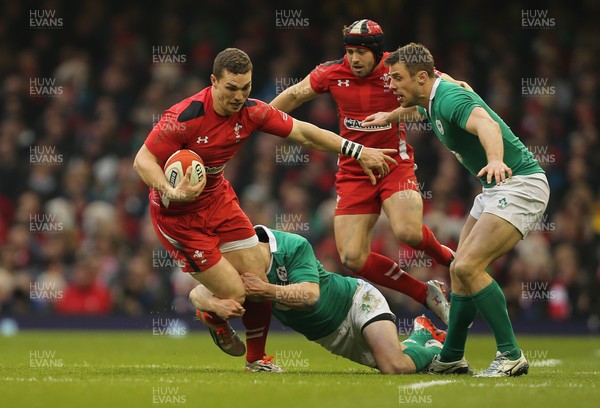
449,262,459,282
452,256,477,283
378,358,413,374
340,249,368,272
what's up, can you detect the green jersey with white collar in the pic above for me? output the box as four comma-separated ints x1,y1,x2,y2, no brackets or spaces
256,226,357,341
416,79,543,187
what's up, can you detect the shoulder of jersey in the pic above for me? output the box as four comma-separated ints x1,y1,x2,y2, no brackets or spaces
173,88,210,123
438,79,468,97
243,98,259,108
318,57,355,78
321,57,344,67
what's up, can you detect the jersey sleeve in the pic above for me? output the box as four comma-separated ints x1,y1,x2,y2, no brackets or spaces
285,236,320,285
308,63,332,94
144,111,187,163
248,99,294,137
437,87,480,129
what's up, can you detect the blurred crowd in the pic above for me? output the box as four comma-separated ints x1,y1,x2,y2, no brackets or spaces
0,0,598,326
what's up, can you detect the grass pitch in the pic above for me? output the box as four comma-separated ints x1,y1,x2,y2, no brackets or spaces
1,330,599,408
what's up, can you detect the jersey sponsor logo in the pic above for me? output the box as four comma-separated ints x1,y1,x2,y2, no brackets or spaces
204,165,226,174
343,117,392,132
435,119,445,135
197,136,209,144
276,266,288,282
337,79,350,87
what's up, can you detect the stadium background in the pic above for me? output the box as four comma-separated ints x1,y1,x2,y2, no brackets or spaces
0,0,598,334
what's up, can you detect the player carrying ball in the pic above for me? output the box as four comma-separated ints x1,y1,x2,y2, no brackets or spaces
134,48,396,372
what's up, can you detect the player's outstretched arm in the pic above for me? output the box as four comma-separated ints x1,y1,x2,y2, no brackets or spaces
241,273,320,310
362,106,423,127
465,107,512,185
133,145,205,201
286,119,397,185
189,284,246,320
270,75,318,113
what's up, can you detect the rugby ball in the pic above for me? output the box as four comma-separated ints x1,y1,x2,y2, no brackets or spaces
161,149,206,207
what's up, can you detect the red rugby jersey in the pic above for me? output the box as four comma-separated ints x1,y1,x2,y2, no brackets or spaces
309,52,414,174
144,86,293,211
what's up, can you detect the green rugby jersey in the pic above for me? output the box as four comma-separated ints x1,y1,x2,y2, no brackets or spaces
256,226,357,341
417,79,543,187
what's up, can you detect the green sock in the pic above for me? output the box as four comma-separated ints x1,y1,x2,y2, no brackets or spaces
471,280,521,360
440,293,478,362
403,343,441,372
402,327,433,347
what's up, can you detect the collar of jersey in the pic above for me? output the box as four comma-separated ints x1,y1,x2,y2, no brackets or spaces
428,77,442,114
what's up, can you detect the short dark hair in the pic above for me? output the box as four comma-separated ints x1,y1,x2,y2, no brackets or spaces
213,48,252,79
384,43,435,77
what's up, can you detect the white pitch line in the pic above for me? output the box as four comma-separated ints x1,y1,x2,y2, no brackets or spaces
400,380,455,390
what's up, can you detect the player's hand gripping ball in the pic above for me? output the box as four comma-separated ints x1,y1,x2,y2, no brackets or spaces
161,149,206,206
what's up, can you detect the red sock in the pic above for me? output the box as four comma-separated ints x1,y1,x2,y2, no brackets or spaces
242,300,272,363
197,310,226,325
357,252,427,304
412,225,453,266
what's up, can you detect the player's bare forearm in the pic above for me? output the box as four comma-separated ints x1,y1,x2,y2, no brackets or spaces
465,107,503,161
189,284,215,312
133,145,173,195
286,119,341,152
242,273,320,310
189,285,245,320
269,75,317,113
287,119,397,184
362,106,423,127
466,107,512,183
268,282,320,310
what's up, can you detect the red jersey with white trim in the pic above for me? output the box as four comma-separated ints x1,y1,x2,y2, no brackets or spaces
309,52,414,174
145,86,293,212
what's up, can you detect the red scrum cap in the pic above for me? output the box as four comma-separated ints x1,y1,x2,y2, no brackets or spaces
343,19,385,64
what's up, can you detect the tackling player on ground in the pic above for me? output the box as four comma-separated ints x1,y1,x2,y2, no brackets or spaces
190,225,447,374
364,43,549,377
134,48,396,372
271,19,467,325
